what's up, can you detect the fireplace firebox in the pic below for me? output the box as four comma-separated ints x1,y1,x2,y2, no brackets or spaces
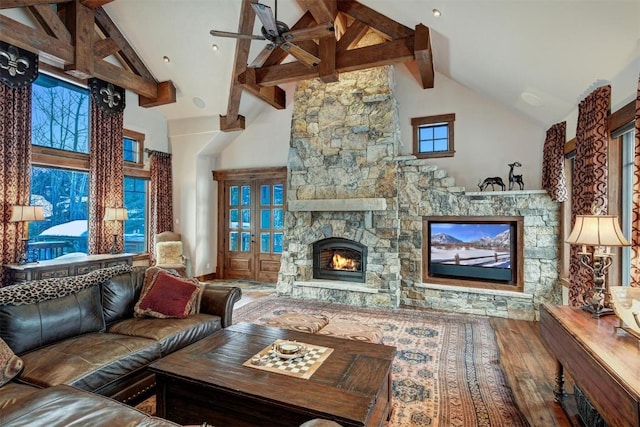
313,238,367,283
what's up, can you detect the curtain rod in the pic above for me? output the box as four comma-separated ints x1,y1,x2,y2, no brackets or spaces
144,148,171,158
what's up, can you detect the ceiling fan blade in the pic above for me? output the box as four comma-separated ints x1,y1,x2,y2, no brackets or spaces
210,30,265,40
281,42,320,68
282,23,335,42
249,43,276,68
251,2,279,38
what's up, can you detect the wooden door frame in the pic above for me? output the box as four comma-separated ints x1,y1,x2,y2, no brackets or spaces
212,166,287,279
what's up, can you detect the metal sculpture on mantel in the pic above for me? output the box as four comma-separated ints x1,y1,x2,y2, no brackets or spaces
478,177,506,191
508,162,524,190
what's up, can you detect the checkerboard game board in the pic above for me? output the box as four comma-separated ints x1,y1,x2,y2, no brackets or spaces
242,339,334,379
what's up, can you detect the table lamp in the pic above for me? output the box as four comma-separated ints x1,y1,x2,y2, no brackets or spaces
566,213,630,318
104,207,128,254
9,205,45,264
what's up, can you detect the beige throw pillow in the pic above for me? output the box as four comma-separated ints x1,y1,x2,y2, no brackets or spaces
156,241,183,265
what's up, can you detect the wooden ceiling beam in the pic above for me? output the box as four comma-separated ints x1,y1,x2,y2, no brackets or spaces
28,4,71,43
0,0,69,8
94,58,156,98
94,7,154,81
244,36,415,87
336,19,367,53
0,13,73,64
224,0,258,129
318,36,337,83
79,0,113,8
413,24,434,89
63,0,94,79
238,68,286,109
337,0,412,40
296,0,337,25
138,80,176,108
93,36,119,58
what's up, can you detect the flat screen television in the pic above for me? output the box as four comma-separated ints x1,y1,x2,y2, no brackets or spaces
423,216,523,289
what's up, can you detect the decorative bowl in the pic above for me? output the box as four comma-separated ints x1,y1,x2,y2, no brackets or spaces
272,341,307,359
275,341,302,354
609,286,640,338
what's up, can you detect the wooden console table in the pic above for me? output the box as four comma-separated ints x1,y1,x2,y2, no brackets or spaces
3,253,133,285
539,304,640,427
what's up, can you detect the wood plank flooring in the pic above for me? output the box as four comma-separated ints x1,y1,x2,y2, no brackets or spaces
236,291,574,427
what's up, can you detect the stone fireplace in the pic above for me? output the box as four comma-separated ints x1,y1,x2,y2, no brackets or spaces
277,66,561,320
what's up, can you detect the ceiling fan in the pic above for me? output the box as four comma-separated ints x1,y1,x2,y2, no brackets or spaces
209,1,335,68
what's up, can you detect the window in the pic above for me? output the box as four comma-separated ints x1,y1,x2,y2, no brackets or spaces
28,73,150,261
123,129,145,166
412,113,455,158
124,177,148,253
620,128,635,286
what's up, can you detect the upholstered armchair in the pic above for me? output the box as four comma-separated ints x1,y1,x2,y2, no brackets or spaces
154,231,189,277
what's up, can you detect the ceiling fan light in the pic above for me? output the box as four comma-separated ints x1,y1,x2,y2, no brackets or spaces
432,9,442,17
212,44,219,51
162,55,170,63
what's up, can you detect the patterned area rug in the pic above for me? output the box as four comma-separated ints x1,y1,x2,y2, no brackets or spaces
235,295,529,427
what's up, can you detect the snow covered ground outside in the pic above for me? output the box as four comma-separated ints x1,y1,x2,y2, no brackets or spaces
431,247,510,268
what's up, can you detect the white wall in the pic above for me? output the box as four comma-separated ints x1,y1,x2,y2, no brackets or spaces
395,67,545,190
123,90,169,153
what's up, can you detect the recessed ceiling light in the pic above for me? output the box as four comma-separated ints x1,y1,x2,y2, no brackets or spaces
162,56,170,63
212,44,219,51
193,97,206,109
520,92,543,107
432,9,442,17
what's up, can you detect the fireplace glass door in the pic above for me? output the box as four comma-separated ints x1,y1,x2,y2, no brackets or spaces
313,238,367,283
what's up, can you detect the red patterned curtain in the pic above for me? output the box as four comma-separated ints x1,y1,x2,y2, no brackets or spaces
541,121,568,202
148,151,173,264
0,84,32,279
569,85,611,305
88,102,124,254
631,74,640,287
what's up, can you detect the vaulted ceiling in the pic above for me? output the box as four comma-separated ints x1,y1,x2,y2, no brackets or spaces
2,1,639,130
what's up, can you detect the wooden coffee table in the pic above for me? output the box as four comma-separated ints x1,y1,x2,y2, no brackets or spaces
149,322,396,427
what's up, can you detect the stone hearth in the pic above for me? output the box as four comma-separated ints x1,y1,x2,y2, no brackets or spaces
277,66,561,320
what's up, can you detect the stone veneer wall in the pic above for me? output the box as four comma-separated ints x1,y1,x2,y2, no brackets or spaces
397,159,561,320
277,66,563,319
277,67,402,307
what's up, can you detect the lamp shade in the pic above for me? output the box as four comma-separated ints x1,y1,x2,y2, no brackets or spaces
566,215,630,247
9,205,45,222
103,207,128,221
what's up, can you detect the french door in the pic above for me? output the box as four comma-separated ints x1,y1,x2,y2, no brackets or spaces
213,167,286,282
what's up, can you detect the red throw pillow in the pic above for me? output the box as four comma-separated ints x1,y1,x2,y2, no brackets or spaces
134,269,202,319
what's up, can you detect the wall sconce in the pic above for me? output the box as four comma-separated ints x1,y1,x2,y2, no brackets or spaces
566,214,630,318
103,207,128,254
9,205,45,264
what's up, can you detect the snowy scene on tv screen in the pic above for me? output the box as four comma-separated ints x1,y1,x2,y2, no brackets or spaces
430,223,511,269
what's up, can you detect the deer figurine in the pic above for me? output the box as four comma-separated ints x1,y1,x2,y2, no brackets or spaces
508,162,524,190
478,177,506,191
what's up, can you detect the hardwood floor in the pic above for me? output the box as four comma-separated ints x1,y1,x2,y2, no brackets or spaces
491,317,574,427
235,291,574,427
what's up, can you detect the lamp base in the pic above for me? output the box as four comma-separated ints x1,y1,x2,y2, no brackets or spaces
581,305,615,319
109,234,120,254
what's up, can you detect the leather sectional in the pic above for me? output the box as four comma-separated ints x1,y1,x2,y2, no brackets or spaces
0,264,241,426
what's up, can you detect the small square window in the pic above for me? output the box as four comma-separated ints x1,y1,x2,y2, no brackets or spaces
123,129,145,166
412,113,455,159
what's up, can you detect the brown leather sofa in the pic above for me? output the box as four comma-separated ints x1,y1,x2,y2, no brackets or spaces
0,264,241,426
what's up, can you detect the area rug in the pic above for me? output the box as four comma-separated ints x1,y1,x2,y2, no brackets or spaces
235,295,529,427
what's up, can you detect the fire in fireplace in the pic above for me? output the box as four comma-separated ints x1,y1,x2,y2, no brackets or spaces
313,237,367,283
